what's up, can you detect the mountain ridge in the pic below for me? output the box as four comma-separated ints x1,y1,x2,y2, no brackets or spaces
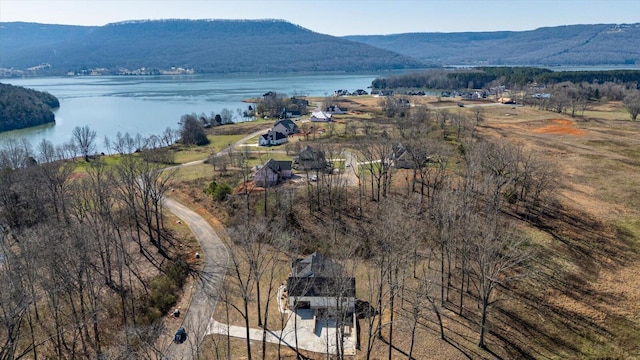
2,20,638,76
343,23,640,66
0,19,427,76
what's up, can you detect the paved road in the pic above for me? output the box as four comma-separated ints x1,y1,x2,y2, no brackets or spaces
228,128,268,150
163,198,228,359
342,151,359,187
162,128,268,358
430,102,522,110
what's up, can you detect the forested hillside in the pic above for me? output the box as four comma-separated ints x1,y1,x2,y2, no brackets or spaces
345,23,640,66
0,20,426,75
0,83,59,132
4,21,638,75
371,67,640,90
0,22,97,55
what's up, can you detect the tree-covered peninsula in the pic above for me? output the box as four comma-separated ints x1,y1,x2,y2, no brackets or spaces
0,83,59,132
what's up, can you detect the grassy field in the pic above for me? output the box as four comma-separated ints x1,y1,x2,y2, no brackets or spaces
473,101,640,358
173,134,247,163
169,97,640,359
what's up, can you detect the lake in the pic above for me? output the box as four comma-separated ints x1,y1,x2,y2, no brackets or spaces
0,73,380,151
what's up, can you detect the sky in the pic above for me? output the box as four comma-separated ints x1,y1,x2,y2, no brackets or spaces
1,0,639,36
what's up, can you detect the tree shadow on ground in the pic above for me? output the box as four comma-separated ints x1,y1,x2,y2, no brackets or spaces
488,202,640,358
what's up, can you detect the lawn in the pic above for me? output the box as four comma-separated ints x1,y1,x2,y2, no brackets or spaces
173,134,247,163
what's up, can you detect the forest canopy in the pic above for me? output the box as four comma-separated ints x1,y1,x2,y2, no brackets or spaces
371,67,640,90
0,83,60,132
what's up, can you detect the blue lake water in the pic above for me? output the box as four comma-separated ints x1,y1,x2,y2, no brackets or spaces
0,73,381,151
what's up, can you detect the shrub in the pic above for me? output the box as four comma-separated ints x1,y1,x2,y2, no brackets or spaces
148,276,177,314
140,258,191,323
213,183,232,201
205,180,231,201
204,180,218,195
166,258,190,287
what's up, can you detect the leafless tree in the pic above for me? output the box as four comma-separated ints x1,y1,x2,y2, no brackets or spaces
404,269,440,360
361,198,418,359
0,138,34,169
360,255,388,360
429,185,459,307
624,89,640,121
144,163,177,254
471,222,531,349
115,155,146,253
72,125,97,161
113,131,137,155
226,223,257,360
36,140,75,223
122,322,168,360
186,308,211,360
470,106,484,124
161,127,178,146
419,143,451,208
360,135,394,205
258,223,291,360
379,95,409,118
0,233,31,360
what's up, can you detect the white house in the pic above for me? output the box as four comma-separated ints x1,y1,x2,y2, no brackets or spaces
310,111,332,122
258,129,288,146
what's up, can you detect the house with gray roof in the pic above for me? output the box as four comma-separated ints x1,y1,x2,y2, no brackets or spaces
253,159,292,187
273,118,299,135
295,145,327,171
286,252,356,312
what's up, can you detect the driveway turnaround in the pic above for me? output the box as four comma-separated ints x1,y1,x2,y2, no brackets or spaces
205,285,355,356
206,310,356,356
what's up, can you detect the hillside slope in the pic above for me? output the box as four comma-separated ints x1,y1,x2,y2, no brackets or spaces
0,20,426,75
344,23,640,66
0,83,59,132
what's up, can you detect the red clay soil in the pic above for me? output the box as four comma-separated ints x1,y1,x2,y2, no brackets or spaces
532,119,586,135
233,180,265,194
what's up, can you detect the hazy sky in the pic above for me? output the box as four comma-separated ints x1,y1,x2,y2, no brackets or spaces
1,0,639,36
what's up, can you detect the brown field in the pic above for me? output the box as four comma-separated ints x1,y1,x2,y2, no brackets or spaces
473,103,640,357
173,98,640,359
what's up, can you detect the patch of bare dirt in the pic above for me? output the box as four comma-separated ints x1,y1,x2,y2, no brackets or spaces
233,180,263,194
532,119,586,135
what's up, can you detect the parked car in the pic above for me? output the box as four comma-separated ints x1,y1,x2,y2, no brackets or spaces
457,103,464,107
174,327,186,344
310,174,318,182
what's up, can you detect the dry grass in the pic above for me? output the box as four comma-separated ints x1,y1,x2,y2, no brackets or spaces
174,98,640,359
472,102,640,358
